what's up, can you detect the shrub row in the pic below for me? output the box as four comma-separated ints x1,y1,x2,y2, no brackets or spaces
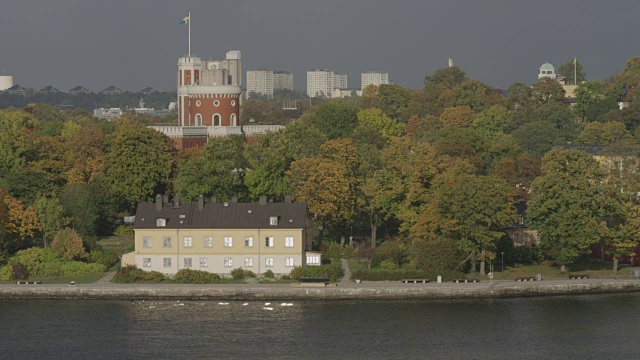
230,267,256,280
289,263,344,282
112,265,165,283
174,268,221,284
0,248,107,281
351,269,459,281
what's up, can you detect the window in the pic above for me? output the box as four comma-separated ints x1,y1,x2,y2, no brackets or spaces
143,236,152,248
163,258,172,268
270,216,278,226
306,255,320,265
143,258,151,268
265,237,274,247
184,258,192,268
230,113,237,126
231,100,236,106
285,257,294,267
156,218,166,227
196,100,201,107
265,257,274,267
195,113,202,126
245,257,253,267
514,234,521,242
163,236,172,248
518,216,525,225
245,237,253,247
204,236,213,247
285,236,294,248
224,237,233,247
200,257,208,268
214,100,220,107
213,114,220,126
183,237,192,248
224,257,233,267
524,233,530,242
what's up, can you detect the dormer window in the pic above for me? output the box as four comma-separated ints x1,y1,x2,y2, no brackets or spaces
518,216,525,225
156,218,167,227
270,216,278,226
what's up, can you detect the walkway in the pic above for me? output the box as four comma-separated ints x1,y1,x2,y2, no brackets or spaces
339,258,352,286
96,271,117,284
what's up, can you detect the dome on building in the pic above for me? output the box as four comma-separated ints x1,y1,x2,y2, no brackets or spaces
540,62,555,70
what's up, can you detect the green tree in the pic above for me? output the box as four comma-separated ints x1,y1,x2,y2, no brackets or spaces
531,77,567,107
33,195,69,247
573,81,607,122
300,100,358,140
528,149,612,271
356,108,404,139
557,59,586,85
576,121,631,145
103,120,176,208
511,121,561,160
473,105,513,139
440,106,475,127
424,66,467,88
507,82,533,112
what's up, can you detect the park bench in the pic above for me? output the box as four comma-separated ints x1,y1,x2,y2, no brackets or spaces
569,275,590,280
401,279,430,284
16,281,41,285
515,277,537,282
451,279,480,283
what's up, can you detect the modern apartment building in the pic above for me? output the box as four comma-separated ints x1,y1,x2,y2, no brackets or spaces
361,71,389,89
307,69,334,98
334,73,348,89
246,69,274,98
273,71,294,91
122,195,320,276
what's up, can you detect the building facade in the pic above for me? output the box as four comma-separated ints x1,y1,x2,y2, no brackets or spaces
538,62,557,80
307,69,334,98
246,69,274,98
361,71,389,89
273,71,294,91
333,73,348,89
122,195,318,276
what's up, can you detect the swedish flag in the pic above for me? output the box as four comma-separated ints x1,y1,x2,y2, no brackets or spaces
179,15,189,24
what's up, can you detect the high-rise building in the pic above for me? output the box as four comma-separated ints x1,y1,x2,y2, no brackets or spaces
307,69,334,98
0,76,14,91
273,71,294,91
334,73,348,89
361,71,389,89
246,69,274,98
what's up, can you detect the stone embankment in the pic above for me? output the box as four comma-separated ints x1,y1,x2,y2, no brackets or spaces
2,278,640,301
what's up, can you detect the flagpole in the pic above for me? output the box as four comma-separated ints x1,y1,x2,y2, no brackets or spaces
574,58,577,85
188,11,191,58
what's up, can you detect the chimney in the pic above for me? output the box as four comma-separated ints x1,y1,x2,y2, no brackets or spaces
211,196,217,203
231,196,238,203
259,196,267,206
198,194,204,210
284,194,292,203
173,197,180,208
155,194,162,211
163,194,169,204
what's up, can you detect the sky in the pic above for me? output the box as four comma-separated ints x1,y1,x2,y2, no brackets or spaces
1,0,639,92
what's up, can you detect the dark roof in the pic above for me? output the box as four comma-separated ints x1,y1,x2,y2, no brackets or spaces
69,85,90,92
140,86,158,94
39,85,60,93
101,85,122,93
7,84,26,91
134,199,309,230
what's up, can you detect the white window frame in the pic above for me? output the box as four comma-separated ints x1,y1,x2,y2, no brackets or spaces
163,236,172,248
163,258,172,268
203,236,213,248
143,258,151,268
224,257,233,267
245,237,253,247
245,257,253,267
285,236,294,248
224,236,233,247
156,218,166,227
265,236,274,247
143,236,152,248
265,257,274,267
183,236,193,248
285,257,294,267
269,216,278,226
200,257,208,268
184,258,192,268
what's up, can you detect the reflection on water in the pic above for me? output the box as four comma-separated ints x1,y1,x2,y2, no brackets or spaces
1,293,639,359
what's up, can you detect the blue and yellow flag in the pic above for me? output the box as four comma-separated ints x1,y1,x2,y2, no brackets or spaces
179,15,189,24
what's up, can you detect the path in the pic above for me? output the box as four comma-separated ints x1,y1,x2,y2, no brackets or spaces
96,271,117,284
339,258,352,286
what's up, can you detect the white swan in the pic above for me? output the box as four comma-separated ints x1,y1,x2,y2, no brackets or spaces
263,307,274,311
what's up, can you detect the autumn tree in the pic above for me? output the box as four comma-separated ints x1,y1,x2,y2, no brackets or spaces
528,149,612,272
531,77,567,107
576,121,631,145
51,228,87,261
356,108,404,139
440,106,475,127
3,195,40,243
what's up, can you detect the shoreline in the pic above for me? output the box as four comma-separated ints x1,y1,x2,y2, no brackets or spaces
2,278,640,301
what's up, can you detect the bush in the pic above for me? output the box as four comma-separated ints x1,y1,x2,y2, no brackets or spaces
6,247,106,278
88,249,120,268
244,270,256,278
378,260,398,270
263,269,275,278
113,225,134,237
280,274,291,280
112,265,165,283
51,228,88,261
351,269,461,281
289,263,344,282
324,242,342,260
11,264,29,281
173,268,220,284
0,265,13,281
342,245,355,259
231,267,246,279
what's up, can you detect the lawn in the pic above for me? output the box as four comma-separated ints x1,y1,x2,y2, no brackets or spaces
27,273,107,284
480,260,638,280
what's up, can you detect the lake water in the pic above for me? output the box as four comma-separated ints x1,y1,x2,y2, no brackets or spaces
1,293,639,359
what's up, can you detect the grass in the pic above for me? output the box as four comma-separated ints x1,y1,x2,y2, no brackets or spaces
96,236,134,254
27,272,106,284
479,260,638,280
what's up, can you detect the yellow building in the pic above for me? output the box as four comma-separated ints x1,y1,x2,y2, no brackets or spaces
122,195,319,276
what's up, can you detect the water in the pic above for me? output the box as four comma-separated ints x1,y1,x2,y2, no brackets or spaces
1,293,639,359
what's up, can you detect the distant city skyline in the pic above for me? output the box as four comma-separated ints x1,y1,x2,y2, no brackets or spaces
2,1,639,92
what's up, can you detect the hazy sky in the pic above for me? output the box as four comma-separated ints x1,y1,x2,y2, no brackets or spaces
2,0,639,92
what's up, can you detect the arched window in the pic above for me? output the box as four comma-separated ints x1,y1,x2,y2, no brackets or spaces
195,114,202,126
213,114,221,126
230,113,237,126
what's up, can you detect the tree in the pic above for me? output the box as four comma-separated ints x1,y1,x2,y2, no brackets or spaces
33,195,69,247
3,194,40,243
557,59,586,85
603,201,640,273
452,79,494,112
511,121,561,160
299,100,358,140
576,121,631,145
424,66,467,88
103,119,176,208
531,77,567,107
377,84,413,123
356,108,404,139
473,105,513,139
528,149,612,271
51,228,87,261
440,106,475,127
573,81,607,122
507,82,533,112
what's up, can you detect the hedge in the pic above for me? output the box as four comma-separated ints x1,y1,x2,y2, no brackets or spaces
174,268,221,284
0,247,107,281
350,269,460,281
290,263,344,282
112,265,165,283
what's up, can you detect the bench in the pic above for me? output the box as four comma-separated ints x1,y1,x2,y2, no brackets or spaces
515,277,537,282
569,275,589,280
451,279,480,283
401,279,430,283
16,281,41,285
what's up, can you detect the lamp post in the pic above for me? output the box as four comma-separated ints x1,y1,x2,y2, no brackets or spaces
501,252,504,272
